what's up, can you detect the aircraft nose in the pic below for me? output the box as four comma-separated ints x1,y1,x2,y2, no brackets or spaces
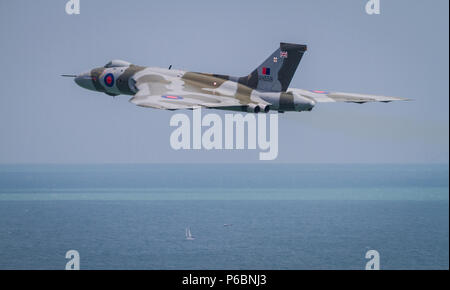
75,71,96,91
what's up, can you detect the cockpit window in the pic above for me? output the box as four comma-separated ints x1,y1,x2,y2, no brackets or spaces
104,60,131,68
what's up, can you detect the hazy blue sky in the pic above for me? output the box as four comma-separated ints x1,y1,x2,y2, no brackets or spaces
0,0,448,163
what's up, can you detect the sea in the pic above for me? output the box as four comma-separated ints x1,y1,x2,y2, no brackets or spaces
0,164,448,270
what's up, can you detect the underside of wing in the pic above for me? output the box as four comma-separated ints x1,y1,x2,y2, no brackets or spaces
129,90,244,111
290,89,410,104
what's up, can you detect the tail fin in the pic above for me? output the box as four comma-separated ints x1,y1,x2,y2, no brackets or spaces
239,42,307,92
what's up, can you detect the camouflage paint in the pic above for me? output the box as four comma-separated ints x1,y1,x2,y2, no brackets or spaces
72,43,405,113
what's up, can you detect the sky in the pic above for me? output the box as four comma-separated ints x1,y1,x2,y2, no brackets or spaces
0,0,448,164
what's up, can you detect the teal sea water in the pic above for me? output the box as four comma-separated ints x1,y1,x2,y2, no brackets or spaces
0,164,448,269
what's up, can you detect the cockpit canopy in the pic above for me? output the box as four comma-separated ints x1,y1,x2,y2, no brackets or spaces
104,59,132,68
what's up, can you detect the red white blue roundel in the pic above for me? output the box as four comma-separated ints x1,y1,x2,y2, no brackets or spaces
310,90,329,94
104,73,115,87
162,95,183,100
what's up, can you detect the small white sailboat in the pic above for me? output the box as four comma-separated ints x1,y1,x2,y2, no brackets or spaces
185,227,195,240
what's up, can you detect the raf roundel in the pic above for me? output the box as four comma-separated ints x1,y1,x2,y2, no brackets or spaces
162,95,183,100
104,73,115,87
310,90,329,94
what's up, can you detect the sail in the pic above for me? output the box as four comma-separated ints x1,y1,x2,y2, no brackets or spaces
185,227,194,240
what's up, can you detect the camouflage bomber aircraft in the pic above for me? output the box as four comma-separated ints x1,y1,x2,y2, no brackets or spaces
64,42,407,113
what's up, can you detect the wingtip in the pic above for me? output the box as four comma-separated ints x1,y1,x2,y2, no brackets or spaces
385,96,413,102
